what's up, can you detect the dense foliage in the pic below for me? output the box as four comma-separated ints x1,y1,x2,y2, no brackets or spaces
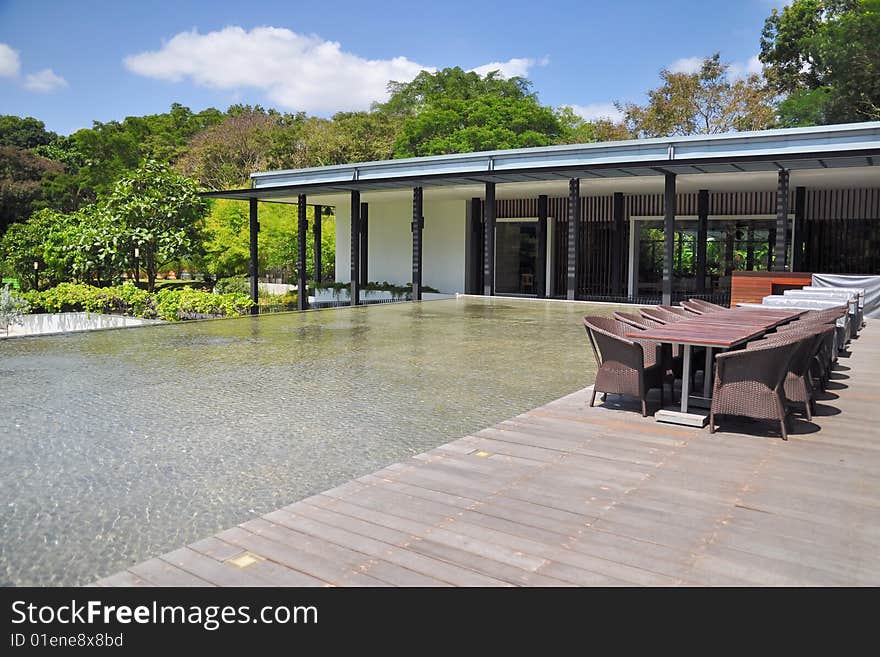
619,54,776,137
20,282,253,321
761,0,880,125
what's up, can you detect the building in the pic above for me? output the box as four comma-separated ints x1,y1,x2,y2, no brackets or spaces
206,122,880,311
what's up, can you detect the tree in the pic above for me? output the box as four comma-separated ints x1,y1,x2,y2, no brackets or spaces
618,54,776,137
0,208,73,289
177,110,288,190
554,107,632,144
105,161,208,290
0,147,64,233
0,115,57,149
378,68,565,157
760,0,880,125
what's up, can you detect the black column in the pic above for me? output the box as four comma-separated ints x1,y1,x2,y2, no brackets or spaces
536,194,548,298
793,186,806,271
359,202,369,286
313,205,322,284
662,173,676,306
566,178,580,301
696,189,708,294
612,192,625,296
746,224,755,270
350,191,360,306
483,182,495,296
296,194,309,311
412,187,424,301
774,169,790,272
468,197,483,294
248,197,259,315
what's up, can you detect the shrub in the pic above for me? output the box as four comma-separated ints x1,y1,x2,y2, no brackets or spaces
215,275,250,295
155,287,254,321
19,283,253,322
0,285,30,332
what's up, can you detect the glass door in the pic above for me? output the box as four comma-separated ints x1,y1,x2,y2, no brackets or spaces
495,221,537,295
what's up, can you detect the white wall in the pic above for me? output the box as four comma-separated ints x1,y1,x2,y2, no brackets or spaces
335,197,466,293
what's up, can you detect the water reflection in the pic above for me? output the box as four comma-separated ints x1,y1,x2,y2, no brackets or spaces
0,297,622,585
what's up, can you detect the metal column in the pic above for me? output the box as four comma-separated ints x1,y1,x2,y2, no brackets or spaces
483,183,495,296
662,173,676,306
248,197,259,315
774,169,790,272
297,194,309,311
412,187,423,301
349,191,360,306
566,178,580,301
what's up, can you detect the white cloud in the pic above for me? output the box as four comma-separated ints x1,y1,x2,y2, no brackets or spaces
729,54,763,79
124,26,541,113
0,43,21,77
471,57,544,79
669,56,703,74
22,68,68,93
567,102,624,123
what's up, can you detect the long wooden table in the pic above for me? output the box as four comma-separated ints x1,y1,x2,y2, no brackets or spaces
625,307,805,425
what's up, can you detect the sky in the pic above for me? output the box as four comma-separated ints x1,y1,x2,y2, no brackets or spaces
0,0,791,135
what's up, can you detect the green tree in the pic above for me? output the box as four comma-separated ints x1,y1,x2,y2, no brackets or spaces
760,0,880,125
554,106,632,144
0,147,64,233
619,54,776,137
0,115,58,149
379,68,565,157
105,161,208,291
0,208,73,289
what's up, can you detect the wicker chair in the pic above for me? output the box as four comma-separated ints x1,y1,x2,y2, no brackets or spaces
709,338,802,440
688,299,728,312
679,300,706,315
640,306,687,324
583,316,664,417
614,311,683,394
748,329,827,421
658,305,691,317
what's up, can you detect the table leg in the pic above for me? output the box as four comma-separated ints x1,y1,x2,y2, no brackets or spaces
680,344,691,413
703,346,713,398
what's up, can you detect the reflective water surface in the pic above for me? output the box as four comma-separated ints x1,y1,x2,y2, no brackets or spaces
0,297,620,585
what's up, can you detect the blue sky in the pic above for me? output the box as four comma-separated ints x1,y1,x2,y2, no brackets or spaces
0,0,789,135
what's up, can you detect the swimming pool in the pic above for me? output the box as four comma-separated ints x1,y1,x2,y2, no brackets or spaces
0,297,623,585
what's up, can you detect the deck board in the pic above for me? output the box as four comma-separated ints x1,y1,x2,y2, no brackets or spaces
99,322,880,586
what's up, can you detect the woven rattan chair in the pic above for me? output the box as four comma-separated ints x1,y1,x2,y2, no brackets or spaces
688,298,728,312
748,330,826,421
679,300,706,315
614,311,683,394
583,316,664,417
709,338,802,440
640,306,687,324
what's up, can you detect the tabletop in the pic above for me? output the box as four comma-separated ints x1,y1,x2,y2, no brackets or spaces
625,307,805,348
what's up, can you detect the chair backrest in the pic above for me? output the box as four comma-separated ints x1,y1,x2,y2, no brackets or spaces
641,306,687,324
613,311,649,329
679,300,705,315
584,316,658,369
716,338,802,390
658,305,690,316
748,329,826,377
690,299,727,311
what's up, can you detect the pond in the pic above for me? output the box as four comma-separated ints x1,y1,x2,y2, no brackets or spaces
0,297,623,586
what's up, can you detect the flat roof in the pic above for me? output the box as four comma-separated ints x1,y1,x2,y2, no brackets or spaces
203,121,880,201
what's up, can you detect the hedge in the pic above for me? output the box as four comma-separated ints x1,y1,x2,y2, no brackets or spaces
22,283,254,322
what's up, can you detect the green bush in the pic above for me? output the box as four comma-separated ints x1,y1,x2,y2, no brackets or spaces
215,275,250,295
155,287,254,321
21,283,253,321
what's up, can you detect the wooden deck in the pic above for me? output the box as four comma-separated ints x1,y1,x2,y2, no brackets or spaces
96,323,880,587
